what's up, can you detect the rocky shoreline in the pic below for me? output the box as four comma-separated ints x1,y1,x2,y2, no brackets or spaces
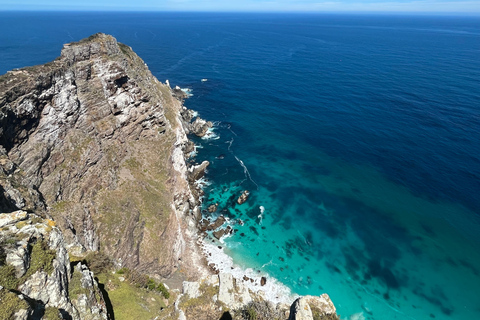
171,84,339,320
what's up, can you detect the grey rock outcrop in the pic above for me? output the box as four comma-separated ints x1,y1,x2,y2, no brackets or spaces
0,211,108,319
190,118,213,137
176,272,338,320
188,160,209,182
182,281,200,299
288,295,337,320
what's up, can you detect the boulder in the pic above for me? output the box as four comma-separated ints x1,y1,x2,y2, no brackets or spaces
190,118,213,137
213,229,226,240
237,190,250,205
189,161,209,182
288,295,337,320
206,216,226,231
261,277,267,286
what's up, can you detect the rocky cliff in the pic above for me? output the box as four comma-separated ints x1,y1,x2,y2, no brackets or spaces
0,33,202,278
0,33,339,320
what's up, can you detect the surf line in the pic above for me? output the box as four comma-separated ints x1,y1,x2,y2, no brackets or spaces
225,134,259,190
235,155,259,190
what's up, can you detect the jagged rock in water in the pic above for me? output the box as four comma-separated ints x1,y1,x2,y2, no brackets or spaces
0,211,108,320
190,118,213,137
261,276,267,286
237,190,250,205
189,160,209,182
206,215,226,231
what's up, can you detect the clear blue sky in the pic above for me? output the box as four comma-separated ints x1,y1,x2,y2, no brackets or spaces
0,0,479,13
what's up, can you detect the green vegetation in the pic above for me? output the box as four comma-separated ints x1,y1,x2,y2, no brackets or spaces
156,282,170,299
0,238,56,291
43,307,62,320
23,239,56,279
68,267,90,299
15,220,29,229
0,264,19,290
83,251,113,274
117,268,170,299
118,43,132,56
95,271,169,320
0,289,29,320
179,281,221,319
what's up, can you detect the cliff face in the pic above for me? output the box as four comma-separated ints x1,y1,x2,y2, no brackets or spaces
0,33,200,278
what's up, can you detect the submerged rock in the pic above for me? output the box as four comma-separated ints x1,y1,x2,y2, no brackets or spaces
208,203,219,213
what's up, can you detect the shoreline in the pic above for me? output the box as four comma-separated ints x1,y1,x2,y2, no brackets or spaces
171,93,298,305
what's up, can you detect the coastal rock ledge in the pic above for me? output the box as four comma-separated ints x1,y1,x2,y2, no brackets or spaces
0,33,339,319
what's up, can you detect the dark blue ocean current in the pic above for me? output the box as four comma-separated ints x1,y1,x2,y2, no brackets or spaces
1,12,479,320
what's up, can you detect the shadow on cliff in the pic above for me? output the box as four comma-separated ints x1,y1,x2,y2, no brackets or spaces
96,277,115,320
219,311,233,320
0,185,19,213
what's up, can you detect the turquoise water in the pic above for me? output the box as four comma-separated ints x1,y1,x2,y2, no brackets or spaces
1,12,479,320
194,119,480,320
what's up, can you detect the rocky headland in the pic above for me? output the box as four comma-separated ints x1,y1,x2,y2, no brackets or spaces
0,33,338,320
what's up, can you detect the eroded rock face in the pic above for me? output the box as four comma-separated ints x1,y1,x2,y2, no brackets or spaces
190,118,213,137
0,33,201,278
288,295,338,320
0,211,108,320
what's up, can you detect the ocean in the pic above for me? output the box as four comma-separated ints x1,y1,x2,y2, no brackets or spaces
1,11,479,320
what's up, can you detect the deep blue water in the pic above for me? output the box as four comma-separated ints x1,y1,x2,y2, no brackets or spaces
1,12,480,320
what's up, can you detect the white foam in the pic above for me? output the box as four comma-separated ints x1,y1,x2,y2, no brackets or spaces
181,87,193,97
226,138,234,151
195,176,212,188
347,312,365,320
199,239,296,304
202,127,219,140
257,206,265,225
234,156,259,189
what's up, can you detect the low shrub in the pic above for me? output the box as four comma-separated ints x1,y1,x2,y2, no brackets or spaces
43,307,62,320
156,282,170,299
24,239,56,278
0,264,19,290
0,289,29,320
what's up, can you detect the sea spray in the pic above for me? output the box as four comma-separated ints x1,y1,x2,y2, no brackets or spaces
200,238,296,305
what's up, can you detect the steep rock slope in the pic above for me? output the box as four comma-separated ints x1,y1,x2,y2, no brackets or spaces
0,33,201,278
